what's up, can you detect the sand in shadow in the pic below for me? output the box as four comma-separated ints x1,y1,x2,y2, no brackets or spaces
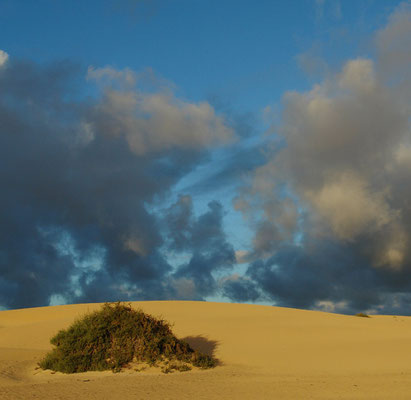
181,335,222,365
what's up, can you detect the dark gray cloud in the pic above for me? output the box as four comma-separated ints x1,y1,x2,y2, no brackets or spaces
0,56,234,309
164,196,236,299
221,275,260,303
222,234,411,314
243,238,411,315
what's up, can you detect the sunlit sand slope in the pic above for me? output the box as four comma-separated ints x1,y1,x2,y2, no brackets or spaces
1,301,411,399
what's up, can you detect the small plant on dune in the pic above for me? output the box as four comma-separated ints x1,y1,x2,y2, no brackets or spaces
39,302,217,374
355,312,370,318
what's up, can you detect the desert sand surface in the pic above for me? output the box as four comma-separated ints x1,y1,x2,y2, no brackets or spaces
1,301,411,399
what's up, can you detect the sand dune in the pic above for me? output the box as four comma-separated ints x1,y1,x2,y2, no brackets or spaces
1,301,411,399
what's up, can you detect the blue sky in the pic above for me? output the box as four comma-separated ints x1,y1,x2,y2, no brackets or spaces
1,0,411,313
1,0,396,110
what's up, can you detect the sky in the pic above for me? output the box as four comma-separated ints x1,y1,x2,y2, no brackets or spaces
0,0,410,314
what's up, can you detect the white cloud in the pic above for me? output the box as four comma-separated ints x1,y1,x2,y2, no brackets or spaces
0,50,9,68
236,10,411,269
89,66,235,154
338,59,376,93
306,172,395,241
87,65,136,87
314,300,349,313
376,2,411,79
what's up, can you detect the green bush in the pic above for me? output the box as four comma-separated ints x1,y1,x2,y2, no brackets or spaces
39,302,217,373
355,312,370,318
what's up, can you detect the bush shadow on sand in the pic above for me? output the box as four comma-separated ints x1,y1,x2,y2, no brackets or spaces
181,336,222,366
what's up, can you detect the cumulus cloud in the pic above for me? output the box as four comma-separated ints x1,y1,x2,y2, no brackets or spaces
221,274,260,303
88,66,234,155
0,58,234,309
306,171,395,241
87,65,137,87
376,1,411,84
0,50,8,68
230,3,411,314
245,55,409,264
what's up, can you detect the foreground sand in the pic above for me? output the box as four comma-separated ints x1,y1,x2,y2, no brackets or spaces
1,301,411,399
